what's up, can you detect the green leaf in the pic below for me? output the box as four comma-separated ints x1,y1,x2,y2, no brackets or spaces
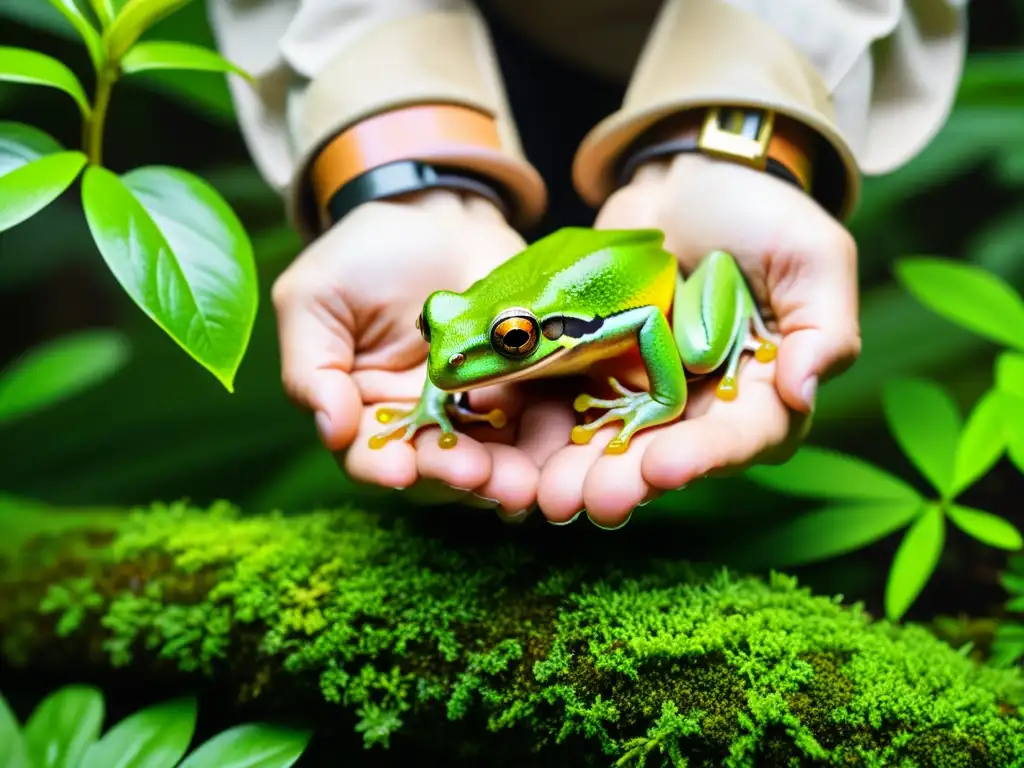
177,723,311,768
882,378,961,498
996,351,1024,398
1006,393,1024,476
0,47,90,115
81,165,258,391
744,446,921,502
121,41,251,80
88,0,116,27
721,500,923,569
80,697,196,768
0,121,63,176
104,0,196,60
0,329,130,425
0,150,87,233
47,0,104,70
885,504,945,621
1007,596,1024,613
0,691,30,768
23,685,105,768
948,504,1023,550
895,256,1024,352
952,388,1007,496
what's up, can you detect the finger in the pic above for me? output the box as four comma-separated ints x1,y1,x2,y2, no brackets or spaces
770,231,861,413
515,396,577,467
642,361,790,490
536,427,618,524
400,478,470,507
352,366,427,404
476,443,540,521
342,405,420,490
273,283,362,450
581,428,661,529
415,425,494,493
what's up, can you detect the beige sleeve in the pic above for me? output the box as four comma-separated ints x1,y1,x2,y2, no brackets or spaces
573,0,968,220
205,0,538,235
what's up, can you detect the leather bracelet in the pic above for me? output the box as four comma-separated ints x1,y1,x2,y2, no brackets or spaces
615,107,819,204
325,160,512,227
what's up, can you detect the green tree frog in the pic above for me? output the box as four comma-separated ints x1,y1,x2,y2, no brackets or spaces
371,227,778,454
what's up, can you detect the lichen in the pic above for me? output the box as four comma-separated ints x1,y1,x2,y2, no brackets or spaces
2,500,1024,766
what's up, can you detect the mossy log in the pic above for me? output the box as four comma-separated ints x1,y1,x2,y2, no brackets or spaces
2,501,1024,767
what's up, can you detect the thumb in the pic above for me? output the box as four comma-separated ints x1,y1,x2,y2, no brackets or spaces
273,282,362,451
772,240,862,414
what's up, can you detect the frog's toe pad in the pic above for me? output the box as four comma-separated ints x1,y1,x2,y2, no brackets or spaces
716,376,739,401
605,437,629,455
571,425,596,445
375,407,412,424
437,431,459,450
369,426,409,449
754,339,777,363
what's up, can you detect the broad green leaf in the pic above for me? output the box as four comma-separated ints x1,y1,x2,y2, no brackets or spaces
0,121,63,176
721,500,922,568
885,504,945,620
895,257,1024,352
882,378,961,497
745,446,920,502
48,0,103,69
104,0,196,60
1006,393,1024,476
0,691,30,768
1007,596,1024,613
0,47,90,115
177,724,311,768
996,352,1024,398
0,151,87,233
952,388,1007,496
121,41,251,80
0,329,130,425
948,504,1023,550
81,165,257,391
23,685,105,768
80,697,196,768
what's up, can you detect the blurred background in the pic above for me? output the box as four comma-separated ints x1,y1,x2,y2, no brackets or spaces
1,0,1022,623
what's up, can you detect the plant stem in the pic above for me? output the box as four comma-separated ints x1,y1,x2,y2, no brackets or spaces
83,68,116,166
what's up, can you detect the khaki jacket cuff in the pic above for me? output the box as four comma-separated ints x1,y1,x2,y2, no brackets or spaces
573,0,861,221
284,10,546,242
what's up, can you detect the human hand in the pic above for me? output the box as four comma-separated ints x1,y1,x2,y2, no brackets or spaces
536,153,861,528
271,189,546,515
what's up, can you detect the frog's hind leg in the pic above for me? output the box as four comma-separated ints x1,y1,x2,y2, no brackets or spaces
714,299,781,402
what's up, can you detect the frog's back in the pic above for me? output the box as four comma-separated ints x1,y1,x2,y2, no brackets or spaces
471,227,676,316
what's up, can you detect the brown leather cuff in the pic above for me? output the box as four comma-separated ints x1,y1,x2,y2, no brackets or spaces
614,107,847,218
298,103,547,236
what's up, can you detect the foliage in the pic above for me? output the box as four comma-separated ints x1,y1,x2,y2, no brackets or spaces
992,555,1024,668
0,330,129,425
895,256,1024,475
0,0,258,391
742,375,1022,621
0,682,311,768
3,501,1024,766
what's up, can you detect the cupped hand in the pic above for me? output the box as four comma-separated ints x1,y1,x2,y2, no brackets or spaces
270,189,549,515
536,153,862,528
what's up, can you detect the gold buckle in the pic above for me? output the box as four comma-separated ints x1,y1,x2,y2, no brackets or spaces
697,107,775,170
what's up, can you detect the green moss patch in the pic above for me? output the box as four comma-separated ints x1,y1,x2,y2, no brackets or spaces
2,501,1023,766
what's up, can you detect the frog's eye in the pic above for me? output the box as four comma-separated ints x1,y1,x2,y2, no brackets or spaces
416,311,431,343
490,309,539,359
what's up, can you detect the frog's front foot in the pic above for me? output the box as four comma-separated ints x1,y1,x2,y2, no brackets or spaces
370,396,506,451
370,401,460,450
572,377,683,455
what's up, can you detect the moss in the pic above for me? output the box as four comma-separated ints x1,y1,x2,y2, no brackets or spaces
2,500,1024,766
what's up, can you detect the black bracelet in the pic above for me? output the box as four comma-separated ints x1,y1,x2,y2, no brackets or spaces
325,160,512,228
616,137,805,193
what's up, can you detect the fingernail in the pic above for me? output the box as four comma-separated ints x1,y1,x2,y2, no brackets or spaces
637,490,662,507
588,510,633,531
801,376,819,410
675,483,688,491
548,509,584,527
496,508,530,525
449,485,474,492
465,494,500,510
315,411,332,442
